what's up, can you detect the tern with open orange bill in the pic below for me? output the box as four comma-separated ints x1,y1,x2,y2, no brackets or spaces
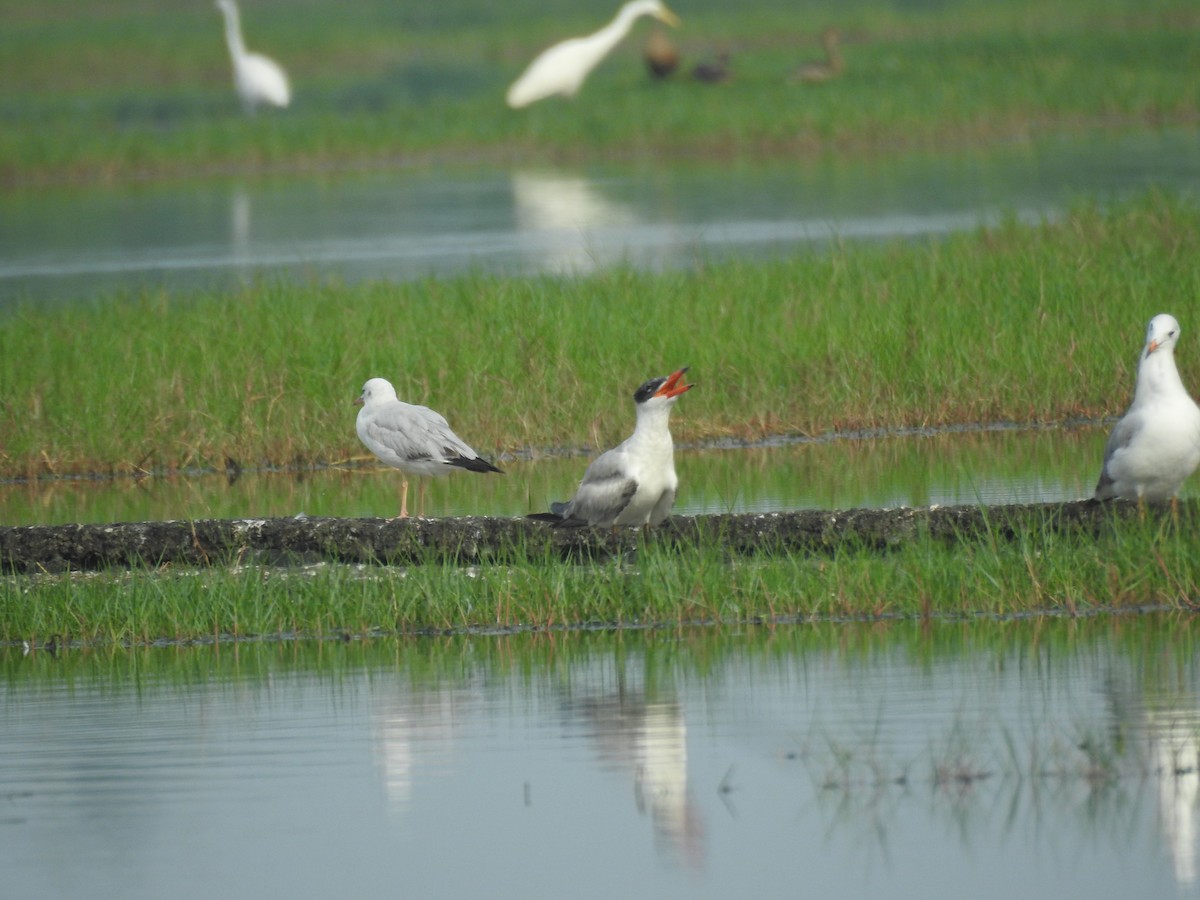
530,366,694,529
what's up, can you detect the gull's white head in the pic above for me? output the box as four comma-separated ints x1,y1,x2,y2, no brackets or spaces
356,377,398,408
1145,313,1182,358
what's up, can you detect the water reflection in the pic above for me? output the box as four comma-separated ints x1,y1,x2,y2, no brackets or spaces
3,128,1199,305
3,618,1200,898
1137,697,1200,885
373,684,464,810
511,170,642,273
0,424,1112,526
230,186,251,270
564,685,703,868
1152,714,1200,885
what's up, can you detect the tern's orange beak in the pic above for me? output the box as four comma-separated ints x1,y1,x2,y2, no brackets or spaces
1148,338,1160,355
655,366,694,399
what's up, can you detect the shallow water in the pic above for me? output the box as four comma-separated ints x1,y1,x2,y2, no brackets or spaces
3,128,1198,305
2,618,1198,899
0,425,1108,526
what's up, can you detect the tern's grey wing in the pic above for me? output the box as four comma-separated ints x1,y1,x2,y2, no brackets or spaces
563,449,638,525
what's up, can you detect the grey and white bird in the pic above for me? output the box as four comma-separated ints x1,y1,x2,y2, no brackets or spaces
1094,313,1200,503
355,377,503,519
532,367,693,529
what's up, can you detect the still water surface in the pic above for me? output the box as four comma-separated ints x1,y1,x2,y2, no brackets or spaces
3,128,1198,304
3,619,1198,898
2,425,1109,525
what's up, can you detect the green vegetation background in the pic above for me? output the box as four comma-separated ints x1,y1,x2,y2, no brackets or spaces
3,0,1198,481
4,0,1200,638
3,0,1198,184
2,199,1198,478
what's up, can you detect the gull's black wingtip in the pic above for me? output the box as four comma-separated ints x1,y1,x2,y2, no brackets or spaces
448,455,504,475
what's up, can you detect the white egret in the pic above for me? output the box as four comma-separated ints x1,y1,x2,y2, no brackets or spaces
1094,314,1200,503
506,0,681,109
215,0,291,113
355,378,503,519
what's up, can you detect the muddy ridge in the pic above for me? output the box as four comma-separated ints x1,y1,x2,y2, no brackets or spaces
0,499,1175,574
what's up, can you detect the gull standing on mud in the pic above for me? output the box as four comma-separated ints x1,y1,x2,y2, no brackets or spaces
1094,313,1200,503
355,378,503,519
531,367,693,529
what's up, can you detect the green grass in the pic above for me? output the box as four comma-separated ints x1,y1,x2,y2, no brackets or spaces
3,506,1197,644
4,598,1194,685
1,194,1197,479
3,0,1199,184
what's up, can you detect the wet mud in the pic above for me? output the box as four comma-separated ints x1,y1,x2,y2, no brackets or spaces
0,499,1177,574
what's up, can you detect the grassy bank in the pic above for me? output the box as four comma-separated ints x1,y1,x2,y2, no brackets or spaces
2,195,1198,479
5,606,1195,683
2,506,1197,644
3,0,1199,184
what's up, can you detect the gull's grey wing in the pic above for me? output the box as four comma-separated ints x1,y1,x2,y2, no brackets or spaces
647,486,677,526
561,449,638,525
1103,412,1141,461
1094,410,1140,498
369,402,484,463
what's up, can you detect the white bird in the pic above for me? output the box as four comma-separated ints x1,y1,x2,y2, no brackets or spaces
1094,314,1200,503
532,367,693,529
215,0,291,113
506,0,681,109
355,378,503,519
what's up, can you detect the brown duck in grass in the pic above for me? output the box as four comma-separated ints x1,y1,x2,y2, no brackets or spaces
644,27,680,78
791,28,844,84
691,52,730,84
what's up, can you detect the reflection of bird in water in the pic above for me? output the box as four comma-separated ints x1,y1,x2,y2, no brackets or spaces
215,0,291,113
506,0,682,108
509,170,640,274
229,187,250,259
644,27,679,79
372,687,466,812
1106,675,1200,889
791,28,845,84
1148,711,1200,887
568,692,705,869
510,171,637,231
691,53,730,84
